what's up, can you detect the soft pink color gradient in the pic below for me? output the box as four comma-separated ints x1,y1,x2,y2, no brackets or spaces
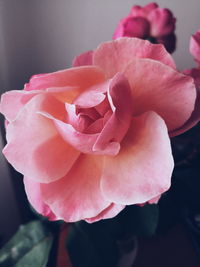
0,38,197,222
113,2,176,53
181,30,200,135
190,30,200,65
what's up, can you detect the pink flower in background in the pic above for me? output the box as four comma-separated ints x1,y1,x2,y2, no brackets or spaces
184,30,200,88
182,30,200,134
0,38,197,223
190,30,200,65
113,2,176,53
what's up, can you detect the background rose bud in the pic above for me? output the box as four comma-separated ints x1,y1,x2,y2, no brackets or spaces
0,38,197,223
148,8,175,37
121,17,150,39
113,2,176,53
180,30,200,136
190,30,200,65
184,30,200,88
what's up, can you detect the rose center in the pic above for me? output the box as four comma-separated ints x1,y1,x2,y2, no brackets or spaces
75,96,112,134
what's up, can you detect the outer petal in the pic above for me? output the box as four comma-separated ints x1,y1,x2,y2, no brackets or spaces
24,66,105,93
93,38,176,78
101,111,174,205
170,88,200,136
40,154,111,222
184,68,200,88
124,58,196,132
140,195,161,206
113,19,126,39
24,177,58,221
148,8,176,37
0,90,42,122
85,203,125,223
190,30,200,63
72,50,93,67
148,195,161,204
170,69,200,136
3,94,80,183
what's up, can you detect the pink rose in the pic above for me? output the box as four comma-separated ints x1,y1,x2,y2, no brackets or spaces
182,30,200,135
184,30,200,88
190,30,200,65
113,2,176,53
0,38,197,223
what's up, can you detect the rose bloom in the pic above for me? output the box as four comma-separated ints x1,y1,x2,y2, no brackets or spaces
113,2,176,53
184,30,200,88
190,30,200,65
183,30,200,129
0,38,197,223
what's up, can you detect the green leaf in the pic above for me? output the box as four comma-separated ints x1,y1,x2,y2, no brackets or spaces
0,220,53,267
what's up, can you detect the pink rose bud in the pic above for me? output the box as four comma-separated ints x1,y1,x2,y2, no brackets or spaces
148,8,176,37
190,30,200,64
113,17,150,39
130,3,158,17
113,2,176,53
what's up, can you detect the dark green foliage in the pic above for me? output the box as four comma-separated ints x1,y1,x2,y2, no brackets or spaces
66,204,159,267
0,220,53,267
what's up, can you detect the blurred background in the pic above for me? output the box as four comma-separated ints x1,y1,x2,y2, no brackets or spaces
0,0,200,246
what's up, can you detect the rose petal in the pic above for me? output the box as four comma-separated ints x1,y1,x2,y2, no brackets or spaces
130,3,158,17
85,203,125,223
148,8,176,37
24,177,58,220
142,2,159,14
113,19,126,39
85,118,104,134
140,195,161,206
73,79,110,108
184,68,200,88
148,195,161,204
93,38,176,79
40,111,119,156
72,50,94,67
190,30,200,63
46,86,79,103
124,58,196,132
40,154,110,222
24,66,105,94
170,88,200,136
122,17,150,39
129,5,144,17
101,111,174,205
93,73,132,153
0,90,43,121
3,94,80,183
